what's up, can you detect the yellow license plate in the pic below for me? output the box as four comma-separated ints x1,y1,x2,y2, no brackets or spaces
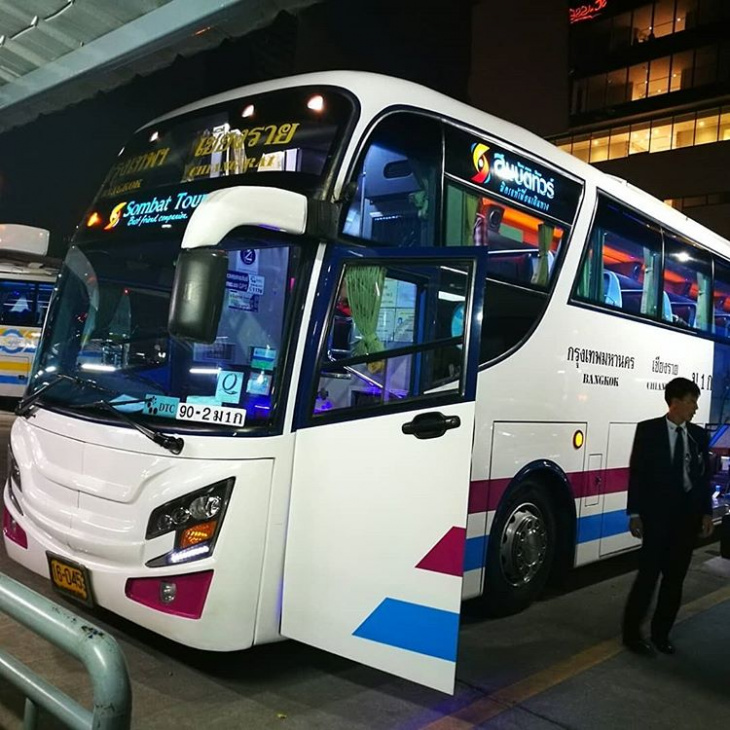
47,554,93,606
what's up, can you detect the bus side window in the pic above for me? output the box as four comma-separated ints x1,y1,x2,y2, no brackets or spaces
661,229,712,332
313,261,470,416
574,195,662,318
713,261,730,339
341,113,441,247
444,181,567,363
0,281,35,327
36,284,54,326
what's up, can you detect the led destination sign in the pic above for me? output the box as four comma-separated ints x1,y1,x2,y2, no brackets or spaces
446,128,582,225
105,191,207,229
86,189,208,234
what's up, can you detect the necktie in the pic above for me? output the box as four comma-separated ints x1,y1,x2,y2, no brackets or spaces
673,426,685,489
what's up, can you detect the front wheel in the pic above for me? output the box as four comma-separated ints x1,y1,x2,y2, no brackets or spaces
481,480,557,616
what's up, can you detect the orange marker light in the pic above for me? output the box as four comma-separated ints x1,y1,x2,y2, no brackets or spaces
86,212,102,227
573,430,584,449
179,520,217,549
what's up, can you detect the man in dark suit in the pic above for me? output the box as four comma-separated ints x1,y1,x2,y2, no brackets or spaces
622,377,714,656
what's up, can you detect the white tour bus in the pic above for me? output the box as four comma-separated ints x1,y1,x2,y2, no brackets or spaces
4,72,730,693
0,225,58,398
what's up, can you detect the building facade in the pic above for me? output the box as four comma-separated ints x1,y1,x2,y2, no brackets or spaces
554,0,730,238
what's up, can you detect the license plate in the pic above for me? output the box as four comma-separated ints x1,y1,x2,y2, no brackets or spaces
176,402,246,427
47,554,94,607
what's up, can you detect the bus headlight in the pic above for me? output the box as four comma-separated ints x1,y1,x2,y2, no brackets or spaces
145,478,233,567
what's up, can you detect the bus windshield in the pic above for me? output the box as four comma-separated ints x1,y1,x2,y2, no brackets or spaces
30,234,307,434
78,85,355,241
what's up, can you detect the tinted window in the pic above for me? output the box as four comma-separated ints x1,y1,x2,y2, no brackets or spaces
93,87,354,203
0,281,36,327
342,114,442,247
312,260,471,416
713,260,730,339
575,197,663,318
445,182,566,289
661,230,712,332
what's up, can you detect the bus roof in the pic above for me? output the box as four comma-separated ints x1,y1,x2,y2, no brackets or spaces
142,70,730,259
0,224,58,279
0,223,50,256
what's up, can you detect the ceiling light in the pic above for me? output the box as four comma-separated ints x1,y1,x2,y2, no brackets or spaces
307,94,325,112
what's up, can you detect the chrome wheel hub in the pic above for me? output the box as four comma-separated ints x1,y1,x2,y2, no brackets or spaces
499,501,548,587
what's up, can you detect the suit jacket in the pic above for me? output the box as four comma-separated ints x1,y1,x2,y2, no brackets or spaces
627,416,713,520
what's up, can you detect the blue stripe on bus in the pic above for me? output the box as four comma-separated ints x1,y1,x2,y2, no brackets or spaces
464,509,631,569
0,374,25,384
464,535,488,571
353,597,459,662
577,508,629,543
462,510,630,574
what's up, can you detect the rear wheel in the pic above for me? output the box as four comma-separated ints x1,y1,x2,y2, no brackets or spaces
481,480,557,616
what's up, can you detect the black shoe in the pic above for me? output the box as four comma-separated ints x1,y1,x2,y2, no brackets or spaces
651,637,676,655
623,636,655,656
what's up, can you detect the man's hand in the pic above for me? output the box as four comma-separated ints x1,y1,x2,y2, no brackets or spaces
700,514,714,538
629,515,643,539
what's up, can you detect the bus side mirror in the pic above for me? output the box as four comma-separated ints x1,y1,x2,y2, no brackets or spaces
168,249,228,343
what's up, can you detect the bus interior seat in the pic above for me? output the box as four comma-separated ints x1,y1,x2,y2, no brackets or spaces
715,314,730,338
671,302,696,327
603,270,622,307
615,271,647,313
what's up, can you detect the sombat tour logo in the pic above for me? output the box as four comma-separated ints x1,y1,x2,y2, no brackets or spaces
470,142,491,184
104,202,127,230
468,138,556,213
103,191,207,230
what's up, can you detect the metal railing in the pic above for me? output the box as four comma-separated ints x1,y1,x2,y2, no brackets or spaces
0,572,131,729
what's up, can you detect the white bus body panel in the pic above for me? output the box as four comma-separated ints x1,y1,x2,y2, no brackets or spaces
282,402,475,694
4,409,292,651
466,276,714,579
600,423,642,557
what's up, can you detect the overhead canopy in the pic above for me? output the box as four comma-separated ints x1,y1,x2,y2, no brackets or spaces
0,0,320,134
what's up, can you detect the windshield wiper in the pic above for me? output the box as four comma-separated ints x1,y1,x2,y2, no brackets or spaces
15,373,184,455
77,399,184,455
16,374,94,417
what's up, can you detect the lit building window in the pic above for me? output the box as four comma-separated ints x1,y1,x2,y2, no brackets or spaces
673,113,695,147
649,118,672,152
648,57,670,96
591,135,610,162
629,123,650,154
670,50,693,92
608,127,630,159
573,136,590,163
720,112,730,141
696,110,719,144
629,62,649,101
653,0,676,38
552,105,730,163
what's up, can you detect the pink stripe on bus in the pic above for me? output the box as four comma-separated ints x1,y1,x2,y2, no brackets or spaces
467,467,630,514
416,526,466,577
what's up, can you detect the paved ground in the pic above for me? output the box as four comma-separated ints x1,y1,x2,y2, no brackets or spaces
1,402,730,729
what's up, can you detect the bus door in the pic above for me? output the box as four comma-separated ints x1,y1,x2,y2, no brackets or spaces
281,249,484,693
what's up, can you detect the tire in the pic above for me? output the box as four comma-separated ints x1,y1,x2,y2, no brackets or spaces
481,480,557,616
